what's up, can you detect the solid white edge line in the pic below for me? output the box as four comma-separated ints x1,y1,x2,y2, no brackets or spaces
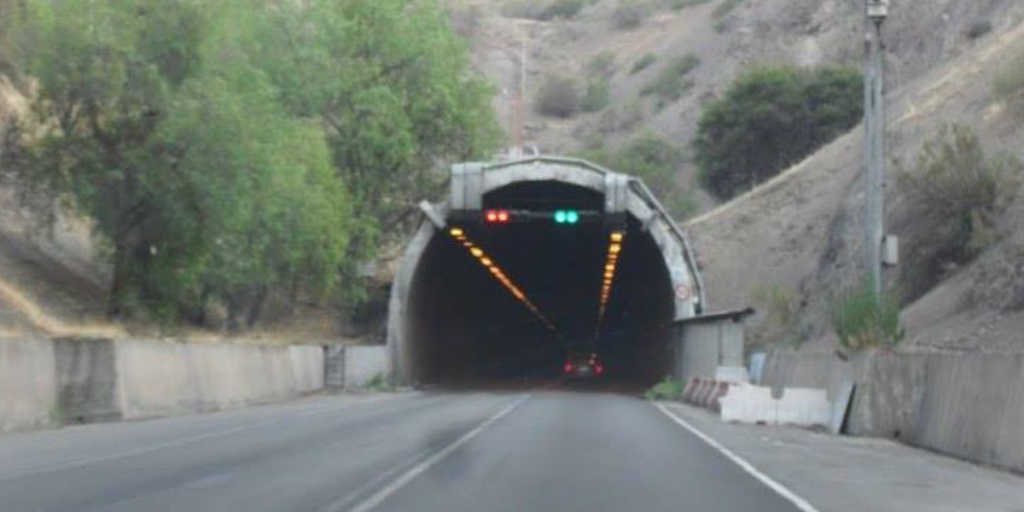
344,394,531,512
654,402,823,512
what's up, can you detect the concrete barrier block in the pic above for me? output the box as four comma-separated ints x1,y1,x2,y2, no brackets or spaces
720,383,776,424
776,388,830,426
715,366,750,383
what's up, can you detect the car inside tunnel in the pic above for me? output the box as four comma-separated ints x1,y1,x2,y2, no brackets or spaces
404,181,675,387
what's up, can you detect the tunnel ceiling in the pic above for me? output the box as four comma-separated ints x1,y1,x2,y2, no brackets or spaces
389,158,702,386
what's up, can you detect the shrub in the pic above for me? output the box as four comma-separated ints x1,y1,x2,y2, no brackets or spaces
631,53,657,75
897,124,1021,265
612,0,647,29
671,0,711,10
536,75,581,117
501,0,590,20
597,99,645,133
711,0,744,32
831,280,904,351
581,80,611,112
965,20,992,40
641,53,699,104
711,0,743,20
365,372,392,392
753,285,799,346
993,52,1024,106
694,65,862,199
645,376,684,400
578,131,695,218
543,0,590,19
587,51,616,79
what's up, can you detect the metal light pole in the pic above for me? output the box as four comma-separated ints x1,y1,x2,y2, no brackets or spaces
864,0,889,299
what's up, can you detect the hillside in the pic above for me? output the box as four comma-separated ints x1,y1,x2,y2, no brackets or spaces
687,14,1024,353
450,0,1024,215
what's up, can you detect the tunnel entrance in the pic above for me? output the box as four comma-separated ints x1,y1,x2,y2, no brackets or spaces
404,180,675,386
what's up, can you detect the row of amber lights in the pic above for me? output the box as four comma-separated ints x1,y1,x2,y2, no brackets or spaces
596,231,626,332
448,227,563,337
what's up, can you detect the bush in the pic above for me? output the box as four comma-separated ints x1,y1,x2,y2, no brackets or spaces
898,124,1021,265
711,0,744,32
631,53,657,75
536,75,581,118
832,281,904,351
752,285,799,346
645,376,684,401
543,0,589,19
993,52,1024,106
711,0,743,20
587,51,616,79
365,372,392,392
965,20,992,40
671,0,711,10
641,53,699,105
597,99,645,133
581,80,611,112
578,132,696,219
612,0,647,29
694,65,862,199
501,0,591,20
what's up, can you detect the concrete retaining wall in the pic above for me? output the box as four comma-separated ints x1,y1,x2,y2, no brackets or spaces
323,344,389,388
0,338,58,431
0,337,325,431
762,350,1024,474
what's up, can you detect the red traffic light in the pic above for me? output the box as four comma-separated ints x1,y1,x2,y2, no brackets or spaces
484,209,510,224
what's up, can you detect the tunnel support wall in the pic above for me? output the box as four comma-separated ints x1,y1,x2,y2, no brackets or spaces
671,310,752,385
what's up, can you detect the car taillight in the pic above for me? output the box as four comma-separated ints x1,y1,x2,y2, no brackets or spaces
564,362,574,374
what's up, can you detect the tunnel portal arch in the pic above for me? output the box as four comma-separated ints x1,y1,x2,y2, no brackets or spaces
387,157,705,385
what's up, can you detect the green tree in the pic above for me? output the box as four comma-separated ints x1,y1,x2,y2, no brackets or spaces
694,65,861,199
9,0,350,324
252,0,502,305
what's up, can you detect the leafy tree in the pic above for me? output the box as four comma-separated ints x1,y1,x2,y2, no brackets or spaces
252,0,502,305
694,65,862,199
8,0,350,324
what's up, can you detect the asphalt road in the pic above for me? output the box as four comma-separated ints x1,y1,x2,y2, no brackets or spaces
0,388,805,512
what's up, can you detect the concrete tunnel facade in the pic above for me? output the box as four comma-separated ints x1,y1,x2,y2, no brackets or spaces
386,157,705,386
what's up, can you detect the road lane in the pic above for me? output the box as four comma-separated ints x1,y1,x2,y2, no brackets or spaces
1,390,807,512
0,392,520,512
365,391,804,512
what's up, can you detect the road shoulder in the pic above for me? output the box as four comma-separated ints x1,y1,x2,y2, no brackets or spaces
659,402,1024,512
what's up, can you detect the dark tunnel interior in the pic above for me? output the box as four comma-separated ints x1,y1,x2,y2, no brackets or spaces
405,181,675,387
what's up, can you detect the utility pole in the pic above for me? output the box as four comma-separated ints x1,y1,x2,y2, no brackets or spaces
864,0,889,299
509,25,528,152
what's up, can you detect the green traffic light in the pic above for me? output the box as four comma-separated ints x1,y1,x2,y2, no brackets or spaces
554,209,579,224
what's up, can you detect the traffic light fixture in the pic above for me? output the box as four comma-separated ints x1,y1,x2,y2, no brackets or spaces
553,209,579,225
484,209,511,225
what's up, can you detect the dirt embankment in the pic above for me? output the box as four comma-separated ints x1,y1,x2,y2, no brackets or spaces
688,16,1024,355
